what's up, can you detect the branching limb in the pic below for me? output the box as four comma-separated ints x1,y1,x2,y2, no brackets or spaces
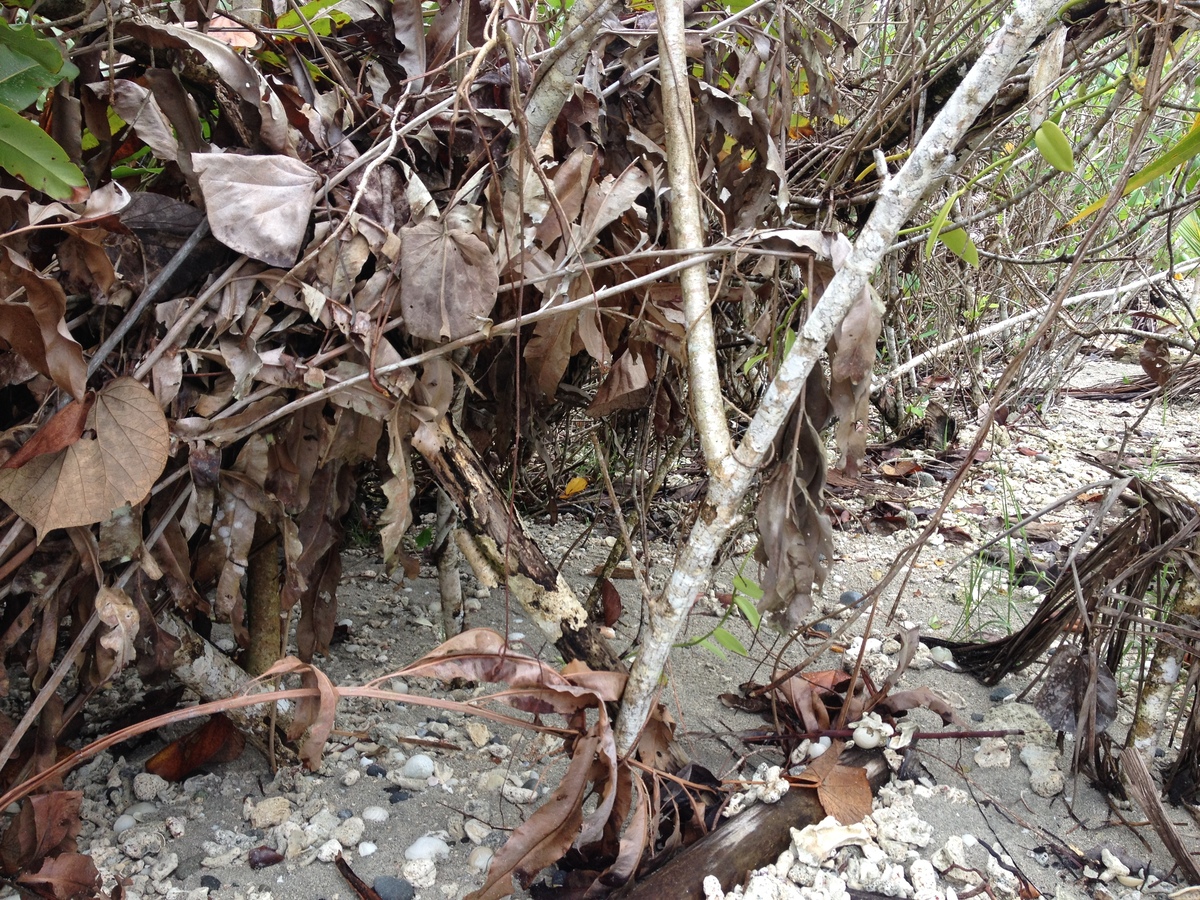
614,0,1065,756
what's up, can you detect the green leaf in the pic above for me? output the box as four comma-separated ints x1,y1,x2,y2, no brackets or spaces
1071,115,1200,224
698,637,726,660
733,574,763,599
924,192,957,260
939,227,979,266
732,593,761,631
415,526,433,550
712,626,749,657
276,0,352,35
0,104,87,200
1033,120,1074,173
0,20,77,111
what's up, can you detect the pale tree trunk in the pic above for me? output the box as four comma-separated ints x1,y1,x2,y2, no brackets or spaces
434,489,464,638
1131,561,1200,757
614,0,1065,756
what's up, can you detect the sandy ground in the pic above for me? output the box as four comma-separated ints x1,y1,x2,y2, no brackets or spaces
8,354,1200,900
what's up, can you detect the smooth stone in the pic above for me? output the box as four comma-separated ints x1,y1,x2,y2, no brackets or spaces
404,835,451,861
401,754,435,780
464,819,491,844
359,841,378,857
929,646,954,664
362,805,389,823
373,876,416,900
989,685,1016,702
125,802,159,822
366,763,387,777
113,815,138,834
839,590,865,607
468,845,494,872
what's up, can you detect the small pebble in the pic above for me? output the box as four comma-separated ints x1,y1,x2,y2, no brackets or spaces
929,646,954,664
200,876,221,890
839,590,865,607
385,787,411,803
403,858,437,888
971,712,985,723
373,876,415,900
402,754,435,780
989,686,1016,702
362,805,389,823
469,845,494,873
133,773,168,802
124,801,158,822
342,769,361,787
359,841,378,857
405,835,451,861
366,763,387,777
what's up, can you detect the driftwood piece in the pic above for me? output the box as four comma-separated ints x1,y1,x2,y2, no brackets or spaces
620,755,889,899
410,417,623,672
162,612,296,763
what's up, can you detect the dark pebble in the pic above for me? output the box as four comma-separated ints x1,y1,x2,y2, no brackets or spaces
374,876,416,900
200,876,221,890
522,778,539,791
971,713,985,722
337,808,353,819
811,622,833,635
385,786,411,803
1155,748,1166,757
839,591,865,607
365,764,386,777
989,686,1015,702
435,716,450,725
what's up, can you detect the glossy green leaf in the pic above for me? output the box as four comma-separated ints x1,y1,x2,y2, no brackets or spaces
732,593,761,631
939,227,979,266
276,0,351,35
733,574,763,599
1071,115,1200,224
0,20,77,111
924,192,956,260
712,626,749,657
1033,120,1074,173
0,104,88,200
698,637,726,660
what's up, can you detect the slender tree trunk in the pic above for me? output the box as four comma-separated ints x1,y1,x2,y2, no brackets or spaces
245,521,282,676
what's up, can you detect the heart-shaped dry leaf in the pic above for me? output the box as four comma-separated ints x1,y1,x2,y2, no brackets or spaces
0,378,169,541
399,216,498,341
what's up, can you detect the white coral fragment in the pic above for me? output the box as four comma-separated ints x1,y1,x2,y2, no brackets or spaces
724,764,791,817
791,816,877,867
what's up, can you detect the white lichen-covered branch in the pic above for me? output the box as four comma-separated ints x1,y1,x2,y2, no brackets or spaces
614,0,1066,755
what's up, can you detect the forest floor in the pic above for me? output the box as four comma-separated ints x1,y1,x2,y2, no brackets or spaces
16,354,1200,900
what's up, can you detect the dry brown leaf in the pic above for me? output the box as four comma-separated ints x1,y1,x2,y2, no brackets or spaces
379,402,414,575
93,80,180,162
0,791,82,875
1139,337,1171,387
0,378,169,541
399,215,498,341
1,394,92,470
94,585,140,676
0,248,87,399
193,153,320,266
469,730,600,900
17,851,102,900
794,741,873,825
587,346,652,417
391,0,427,92
262,656,339,770
144,714,246,781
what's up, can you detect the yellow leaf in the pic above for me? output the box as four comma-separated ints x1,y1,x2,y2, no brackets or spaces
560,476,588,499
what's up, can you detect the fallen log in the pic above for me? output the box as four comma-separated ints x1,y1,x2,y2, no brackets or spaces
410,416,623,673
619,754,889,900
